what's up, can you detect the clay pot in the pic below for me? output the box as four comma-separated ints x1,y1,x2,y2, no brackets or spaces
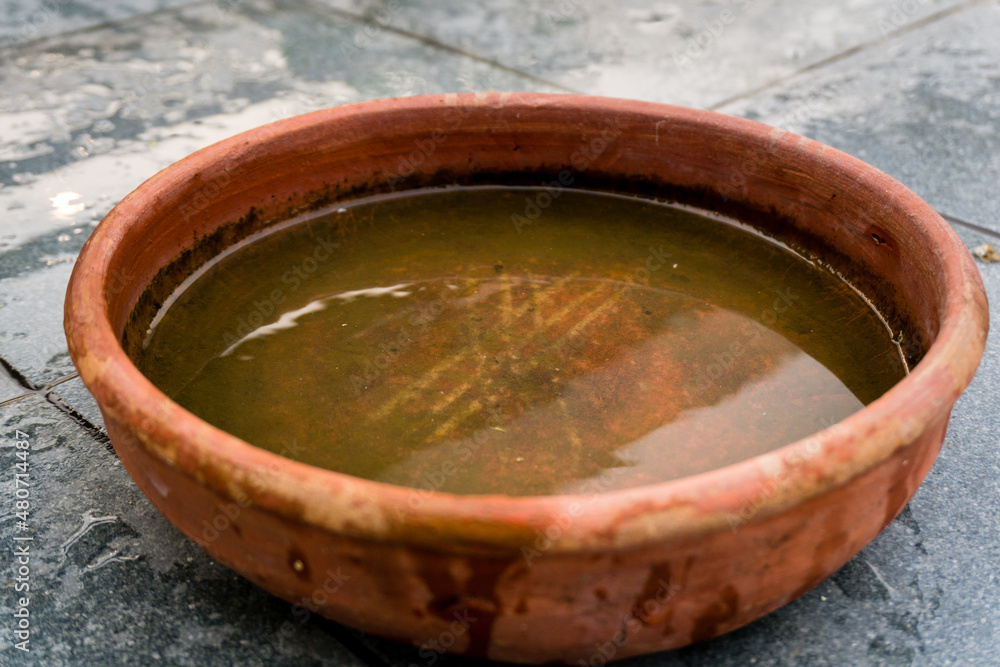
64,93,988,663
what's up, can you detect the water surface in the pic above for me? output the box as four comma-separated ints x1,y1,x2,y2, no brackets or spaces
136,187,906,496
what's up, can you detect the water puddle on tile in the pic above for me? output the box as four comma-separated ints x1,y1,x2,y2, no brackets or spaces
60,509,117,558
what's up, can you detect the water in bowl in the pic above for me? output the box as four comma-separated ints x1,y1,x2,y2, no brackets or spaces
135,186,906,496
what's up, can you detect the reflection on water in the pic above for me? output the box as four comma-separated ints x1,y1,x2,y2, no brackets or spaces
136,187,906,496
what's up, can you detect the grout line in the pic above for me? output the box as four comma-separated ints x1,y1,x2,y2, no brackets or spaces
0,361,114,453
938,211,1000,241
41,372,80,391
707,0,989,112
0,0,215,58
1,387,115,456
0,356,36,392
0,394,33,408
302,0,582,94
42,387,116,454
0,367,83,407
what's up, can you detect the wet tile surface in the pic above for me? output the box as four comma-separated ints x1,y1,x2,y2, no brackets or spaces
44,376,105,435
0,394,367,666
719,0,1000,233
324,0,979,108
0,0,195,48
1,0,998,665
0,367,27,403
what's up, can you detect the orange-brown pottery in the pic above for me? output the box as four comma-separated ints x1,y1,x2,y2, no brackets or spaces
64,93,989,663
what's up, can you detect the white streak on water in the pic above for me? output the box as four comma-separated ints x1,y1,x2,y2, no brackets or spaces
220,299,328,357
330,283,412,302
219,283,412,356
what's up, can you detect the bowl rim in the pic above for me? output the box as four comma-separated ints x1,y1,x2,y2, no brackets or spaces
64,92,989,553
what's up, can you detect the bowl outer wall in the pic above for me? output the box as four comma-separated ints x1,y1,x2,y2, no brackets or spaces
63,93,988,660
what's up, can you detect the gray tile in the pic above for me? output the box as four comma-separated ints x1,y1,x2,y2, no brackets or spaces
0,0,196,50
321,0,974,108
720,1,1000,234
0,394,366,666
46,374,106,433
0,261,77,385
0,361,29,402
0,0,556,194
0,0,560,386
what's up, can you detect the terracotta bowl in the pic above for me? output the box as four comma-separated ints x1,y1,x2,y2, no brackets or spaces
64,93,988,663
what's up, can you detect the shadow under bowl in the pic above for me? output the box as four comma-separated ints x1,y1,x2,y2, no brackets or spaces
64,93,988,663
